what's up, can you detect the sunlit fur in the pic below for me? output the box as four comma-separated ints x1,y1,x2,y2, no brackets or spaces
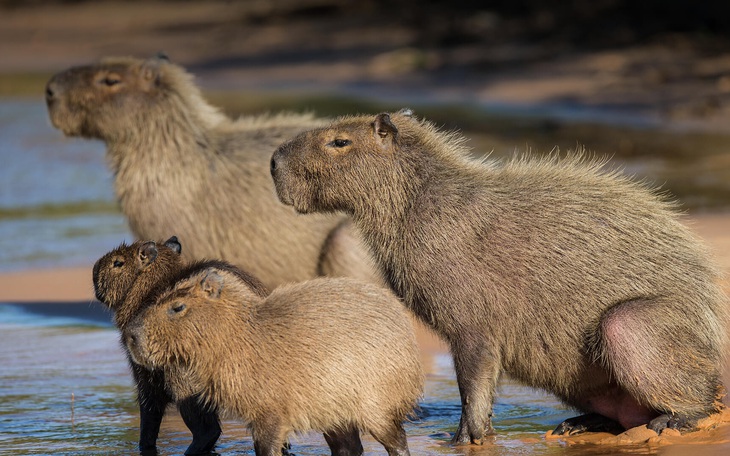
127,269,423,456
46,56,379,289
271,111,729,442
93,239,259,454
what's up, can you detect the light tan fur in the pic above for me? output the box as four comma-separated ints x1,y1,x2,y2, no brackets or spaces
126,270,423,456
46,55,380,289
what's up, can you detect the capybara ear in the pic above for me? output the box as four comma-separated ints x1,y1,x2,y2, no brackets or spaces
139,57,165,88
155,51,170,62
164,236,182,255
397,107,414,117
138,241,159,268
372,113,398,144
199,269,224,299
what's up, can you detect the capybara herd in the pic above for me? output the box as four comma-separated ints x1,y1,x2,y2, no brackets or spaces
48,56,727,455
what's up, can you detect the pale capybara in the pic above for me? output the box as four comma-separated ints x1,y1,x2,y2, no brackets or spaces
93,237,270,455
270,110,729,444
46,55,380,289
124,267,424,456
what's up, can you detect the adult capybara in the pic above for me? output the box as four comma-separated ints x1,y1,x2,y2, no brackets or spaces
46,55,379,289
270,110,729,444
124,267,424,456
93,237,267,455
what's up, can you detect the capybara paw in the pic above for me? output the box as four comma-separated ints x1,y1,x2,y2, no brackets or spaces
648,414,698,434
553,413,623,436
450,423,492,445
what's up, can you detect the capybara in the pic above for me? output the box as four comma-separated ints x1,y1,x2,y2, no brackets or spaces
124,266,424,456
46,55,379,289
93,237,267,455
270,110,729,444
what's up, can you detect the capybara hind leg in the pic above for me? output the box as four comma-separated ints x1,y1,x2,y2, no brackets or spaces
323,425,364,456
369,421,410,456
596,297,722,428
177,395,221,455
648,413,699,434
553,413,623,436
451,342,499,444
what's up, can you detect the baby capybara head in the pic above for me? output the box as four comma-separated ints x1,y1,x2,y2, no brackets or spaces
124,267,262,370
92,236,182,310
270,109,417,215
45,54,182,139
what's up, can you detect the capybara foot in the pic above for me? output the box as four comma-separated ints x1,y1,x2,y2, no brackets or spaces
553,413,623,435
450,420,494,445
647,413,698,434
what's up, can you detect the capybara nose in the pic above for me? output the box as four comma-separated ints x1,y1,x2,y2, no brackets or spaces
45,80,59,104
270,156,278,175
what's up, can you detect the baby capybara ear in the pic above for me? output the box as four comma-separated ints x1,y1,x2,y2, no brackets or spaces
164,236,182,255
372,113,398,146
198,269,224,299
137,241,159,268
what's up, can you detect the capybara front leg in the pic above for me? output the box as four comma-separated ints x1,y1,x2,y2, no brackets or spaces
323,425,364,456
252,419,287,456
177,394,221,455
553,413,623,435
133,364,170,454
450,343,499,445
369,421,411,456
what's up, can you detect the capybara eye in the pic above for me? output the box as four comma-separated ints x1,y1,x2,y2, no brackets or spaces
100,76,121,87
172,303,186,313
329,139,351,148
113,259,125,268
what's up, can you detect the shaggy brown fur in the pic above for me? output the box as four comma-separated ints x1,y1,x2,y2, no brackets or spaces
47,55,379,289
270,110,729,444
93,237,267,455
125,268,423,456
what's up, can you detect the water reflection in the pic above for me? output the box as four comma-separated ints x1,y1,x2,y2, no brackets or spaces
6,303,719,456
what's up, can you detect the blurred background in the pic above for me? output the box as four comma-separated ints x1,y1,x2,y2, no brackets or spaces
1,0,729,271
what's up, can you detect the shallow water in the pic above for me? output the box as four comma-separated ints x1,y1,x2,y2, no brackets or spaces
4,303,728,456
0,99,130,272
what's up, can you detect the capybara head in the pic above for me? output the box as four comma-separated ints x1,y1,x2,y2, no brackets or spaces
271,109,437,215
92,236,182,310
45,54,223,140
125,267,262,370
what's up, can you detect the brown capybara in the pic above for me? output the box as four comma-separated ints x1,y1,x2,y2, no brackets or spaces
46,55,380,290
124,267,424,456
93,237,270,455
270,110,729,444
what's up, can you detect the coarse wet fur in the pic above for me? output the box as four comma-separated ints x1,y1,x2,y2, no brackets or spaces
124,268,424,456
46,55,380,290
270,110,729,444
93,237,269,455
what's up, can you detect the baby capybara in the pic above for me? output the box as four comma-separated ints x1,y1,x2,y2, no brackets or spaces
124,267,424,456
93,237,224,455
270,110,728,444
